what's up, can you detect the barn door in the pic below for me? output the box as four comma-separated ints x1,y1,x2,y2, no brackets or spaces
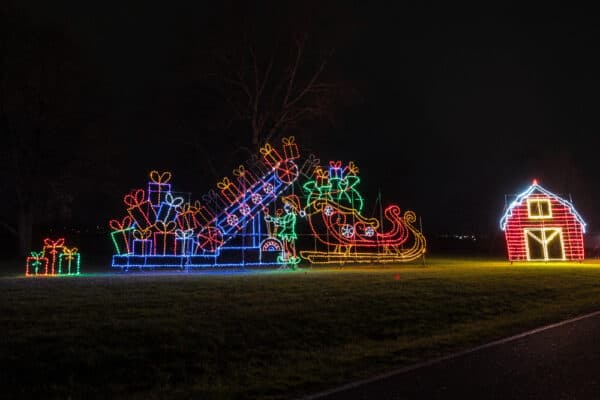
525,228,565,261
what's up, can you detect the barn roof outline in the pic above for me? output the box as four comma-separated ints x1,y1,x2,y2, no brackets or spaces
499,180,586,233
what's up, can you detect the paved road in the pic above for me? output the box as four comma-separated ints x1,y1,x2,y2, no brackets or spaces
309,311,600,400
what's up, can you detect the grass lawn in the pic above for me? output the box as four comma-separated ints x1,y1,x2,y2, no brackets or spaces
3,257,600,399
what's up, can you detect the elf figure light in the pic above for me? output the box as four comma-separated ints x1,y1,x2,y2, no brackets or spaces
264,194,303,266
500,179,586,262
110,136,302,270
299,161,427,264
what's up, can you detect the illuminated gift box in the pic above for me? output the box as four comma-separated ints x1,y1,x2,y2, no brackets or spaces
147,170,172,207
124,189,156,231
176,202,202,231
132,229,153,255
175,229,194,255
233,165,257,191
156,192,184,223
300,153,320,176
217,177,243,204
109,216,134,255
282,136,299,160
26,251,48,276
58,247,80,275
153,221,177,255
259,143,283,168
328,160,344,179
314,168,330,187
43,238,65,275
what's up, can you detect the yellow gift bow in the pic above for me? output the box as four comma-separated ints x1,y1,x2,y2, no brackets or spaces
347,161,359,175
176,202,193,214
133,228,152,240
282,136,295,145
62,247,79,261
232,165,247,177
259,143,273,155
149,170,172,184
155,220,177,233
314,167,327,178
217,177,233,190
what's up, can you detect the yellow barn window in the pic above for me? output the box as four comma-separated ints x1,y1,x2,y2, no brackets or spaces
528,198,552,219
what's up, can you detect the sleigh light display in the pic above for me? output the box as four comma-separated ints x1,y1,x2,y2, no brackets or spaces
299,160,427,264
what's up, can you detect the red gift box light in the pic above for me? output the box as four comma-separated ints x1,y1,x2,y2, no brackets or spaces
217,177,243,205
282,136,299,160
153,220,177,255
233,165,257,191
176,202,202,231
124,189,156,231
43,238,65,275
259,143,283,168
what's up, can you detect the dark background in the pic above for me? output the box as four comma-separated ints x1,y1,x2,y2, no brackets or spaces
3,2,600,259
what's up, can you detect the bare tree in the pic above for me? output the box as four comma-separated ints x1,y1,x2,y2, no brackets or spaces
218,34,343,147
207,27,354,153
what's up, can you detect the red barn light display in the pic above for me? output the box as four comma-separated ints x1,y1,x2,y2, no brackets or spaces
500,180,586,261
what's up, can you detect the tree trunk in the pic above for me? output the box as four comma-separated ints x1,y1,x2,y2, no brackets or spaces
17,206,33,257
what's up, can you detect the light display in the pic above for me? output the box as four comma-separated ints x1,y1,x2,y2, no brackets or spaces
148,170,172,207
110,136,301,270
264,194,302,265
58,247,80,275
26,251,48,275
25,238,81,276
109,216,134,255
500,180,586,261
124,189,156,230
299,161,427,264
43,238,65,275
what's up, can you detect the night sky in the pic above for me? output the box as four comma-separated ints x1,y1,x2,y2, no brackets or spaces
4,2,600,251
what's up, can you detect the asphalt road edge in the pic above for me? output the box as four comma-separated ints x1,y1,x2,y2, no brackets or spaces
301,309,600,399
